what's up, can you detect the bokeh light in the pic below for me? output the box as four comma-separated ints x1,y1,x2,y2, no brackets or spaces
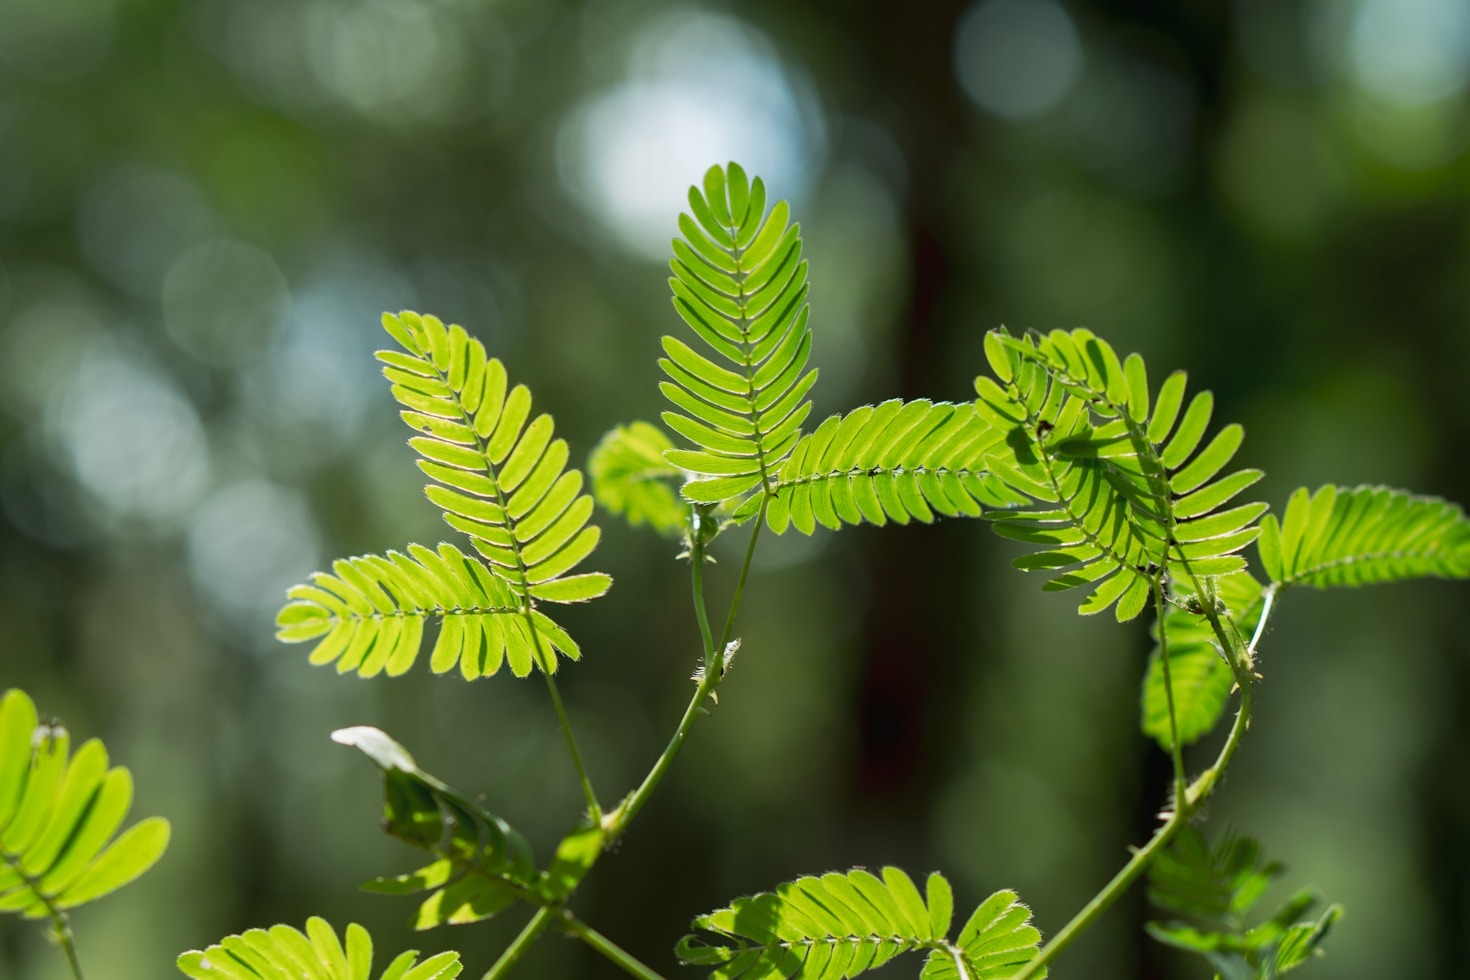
558,10,825,259
953,0,1084,119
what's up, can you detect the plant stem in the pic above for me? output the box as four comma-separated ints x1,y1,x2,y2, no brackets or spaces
607,499,767,842
1152,578,1188,809
541,669,601,821
717,500,766,653
1011,632,1258,979
55,917,85,980
482,906,558,980
690,521,716,663
563,913,667,980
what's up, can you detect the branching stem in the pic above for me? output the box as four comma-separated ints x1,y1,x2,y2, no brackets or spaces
563,912,667,980
608,498,767,841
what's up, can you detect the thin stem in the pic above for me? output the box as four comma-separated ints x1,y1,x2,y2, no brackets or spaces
608,497,768,841
540,669,601,821
1153,578,1188,810
690,522,716,663
1013,682,1255,980
1009,811,1183,980
482,906,558,980
3,851,85,980
56,918,85,980
563,913,667,980
717,499,766,653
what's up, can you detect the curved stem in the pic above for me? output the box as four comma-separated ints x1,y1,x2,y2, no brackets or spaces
690,521,716,664
482,906,558,980
563,913,667,980
717,502,766,654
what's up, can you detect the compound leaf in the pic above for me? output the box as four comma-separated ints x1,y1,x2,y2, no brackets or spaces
333,727,537,929
589,421,688,538
1258,485,1470,589
661,164,817,506
978,329,1264,621
177,917,462,979
738,400,1028,534
677,867,1043,979
0,689,169,921
275,544,581,679
1147,827,1340,978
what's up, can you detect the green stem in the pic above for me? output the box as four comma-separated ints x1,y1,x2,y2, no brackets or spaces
690,519,716,664
541,669,601,821
717,498,766,653
56,918,85,980
563,913,667,980
607,497,767,842
3,852,85,980
482,906,558,980
1012,642,1257,979
1152,578,1188,810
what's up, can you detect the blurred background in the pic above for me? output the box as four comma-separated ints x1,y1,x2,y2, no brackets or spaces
3,0,1470,976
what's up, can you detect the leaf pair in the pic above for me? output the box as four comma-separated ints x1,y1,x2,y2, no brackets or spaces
277,312,611,680
0,689,169,923
177,917,461,979
677,866,1044,979
976,328,1265,621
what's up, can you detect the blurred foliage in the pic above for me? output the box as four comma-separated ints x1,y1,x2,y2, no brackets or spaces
3,0,1470,977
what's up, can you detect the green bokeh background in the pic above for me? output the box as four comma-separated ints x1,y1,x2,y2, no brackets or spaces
3,0,1470,977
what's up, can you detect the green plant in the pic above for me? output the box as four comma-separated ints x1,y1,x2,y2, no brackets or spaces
0,688,170,978
258,162,1470,979
13,163,1469,979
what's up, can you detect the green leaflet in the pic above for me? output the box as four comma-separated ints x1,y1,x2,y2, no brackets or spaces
177,916,463,979
1147,828,1341,978
333,727,540,929
274,543,583,679
732,399,1029,534
1140,572,1263,750
676,867,1043,979
589,421,689,538
1258,484,1470,589
379,311,610,602
977,328,1265,621
661,163,818,505
0,689,169,922
276,309,611,681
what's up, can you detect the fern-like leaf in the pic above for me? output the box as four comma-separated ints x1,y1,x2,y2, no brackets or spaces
589,421,689,538
976,328,1265,621
333,727,540,929
660,163,818,505
730,399,1029,534
1258,484,1470,589
177,916,462,979
1147,827,1341,978
1140,572,1263,750
380,310,610,603
0,689,169,922
676,867,1043,979
275,543,581,679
